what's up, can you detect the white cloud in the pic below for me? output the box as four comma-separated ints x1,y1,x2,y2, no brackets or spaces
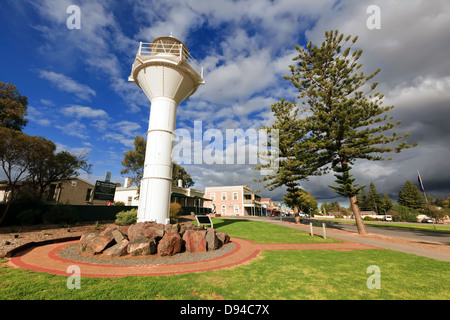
61,105,109,119
55,121,89,139
38,70,96,101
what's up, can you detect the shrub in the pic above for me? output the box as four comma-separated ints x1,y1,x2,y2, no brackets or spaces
16,209,43,225
115,208,137,226
363,216,375,221
389,205,420,222
169,202,183,222
43,205,79,225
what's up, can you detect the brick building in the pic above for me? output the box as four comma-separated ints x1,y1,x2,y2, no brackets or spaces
204,185,262,216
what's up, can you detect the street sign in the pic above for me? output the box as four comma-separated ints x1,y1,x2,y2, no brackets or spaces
93,180,116,201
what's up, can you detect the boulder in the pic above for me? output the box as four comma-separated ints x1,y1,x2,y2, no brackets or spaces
79,233,97,252
112,229,127,243
206,228,220,251
183,230,207,253
216,232,230,245
86,235,116,255
164,223,180,235
103,239,129,257
158,232,182,256
127,222,147,242
127,236,157,256
118,225,129,237
128,222,164,242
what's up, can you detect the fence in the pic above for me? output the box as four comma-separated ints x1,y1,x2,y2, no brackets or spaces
0,204,137,226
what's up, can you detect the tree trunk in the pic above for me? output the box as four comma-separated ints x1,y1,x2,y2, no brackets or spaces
349,195,367,234
293,205,300,224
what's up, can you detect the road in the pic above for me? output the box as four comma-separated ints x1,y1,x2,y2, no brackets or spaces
316,220,450,246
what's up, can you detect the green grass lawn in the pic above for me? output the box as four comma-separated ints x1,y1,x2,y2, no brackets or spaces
203,218,340,243
1,218,449,300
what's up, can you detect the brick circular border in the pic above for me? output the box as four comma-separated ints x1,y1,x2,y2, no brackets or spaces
8,238,378,278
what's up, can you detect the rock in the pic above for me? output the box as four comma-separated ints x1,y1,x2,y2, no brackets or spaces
183,230,207,253
128,222,164,242
118,225,129,236
127,236,157,256
103,239,129,257
127,222,147,242
79,233,97,252
147,221,165,230
164,223,179,235
144,227,165,241
216,232,230,245
86,235,116,255
158,232,182,256
206,228,220,251
112,229,127,243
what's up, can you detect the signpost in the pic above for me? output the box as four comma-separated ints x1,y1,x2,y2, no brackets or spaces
195,215,214,229
93,180,116,201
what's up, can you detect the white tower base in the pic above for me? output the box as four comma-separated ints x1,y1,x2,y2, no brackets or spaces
137,97,177,224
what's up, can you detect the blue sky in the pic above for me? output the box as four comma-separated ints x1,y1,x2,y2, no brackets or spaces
1,0,450,204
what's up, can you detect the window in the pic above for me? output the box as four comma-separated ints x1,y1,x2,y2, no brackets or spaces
210,193,215,201
221,192,227,200
127,196,132,206
221,205,226,214
71,181,77,187
234,205,239,214
85,188,92,202
233,192,238,200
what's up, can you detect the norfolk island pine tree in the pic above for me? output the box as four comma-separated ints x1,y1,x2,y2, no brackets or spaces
256,30,416,234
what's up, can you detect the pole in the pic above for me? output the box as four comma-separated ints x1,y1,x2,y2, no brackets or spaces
418,171,436,230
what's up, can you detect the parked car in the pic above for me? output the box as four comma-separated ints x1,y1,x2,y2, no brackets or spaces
382,215,392,222
421,218,434,223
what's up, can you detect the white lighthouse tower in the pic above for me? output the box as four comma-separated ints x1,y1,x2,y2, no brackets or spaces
129,36,204,224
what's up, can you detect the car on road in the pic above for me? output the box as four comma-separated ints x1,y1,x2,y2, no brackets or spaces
382,215,393,222
421,218,434,223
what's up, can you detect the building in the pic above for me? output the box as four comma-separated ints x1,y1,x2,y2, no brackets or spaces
114,179,211,214
0,177,106,206
48,177,106,205
204,185,262,216
261,198,280,216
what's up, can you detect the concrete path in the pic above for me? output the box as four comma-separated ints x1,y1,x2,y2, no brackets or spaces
264,219,450,262
7,236,377,278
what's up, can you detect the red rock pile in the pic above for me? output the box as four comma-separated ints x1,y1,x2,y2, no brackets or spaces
79,221,230,257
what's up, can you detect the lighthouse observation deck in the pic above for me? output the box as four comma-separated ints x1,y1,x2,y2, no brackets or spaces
128,37,204,85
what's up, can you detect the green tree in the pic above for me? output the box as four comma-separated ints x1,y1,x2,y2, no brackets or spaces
27,148,92,200
0,128,46,224
284,187,318,216
366,182,382,213
280,30,416,234
121,135,194,190
398,180,426,209
380,193,393,214
172,162,194,188
356,188,370,211
0,82,28,131
254,99,322,216
120,135,145,189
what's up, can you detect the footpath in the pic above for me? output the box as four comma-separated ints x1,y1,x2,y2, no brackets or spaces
231,217,450,262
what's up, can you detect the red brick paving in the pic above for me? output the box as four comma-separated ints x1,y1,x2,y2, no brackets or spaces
8,237,379,278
